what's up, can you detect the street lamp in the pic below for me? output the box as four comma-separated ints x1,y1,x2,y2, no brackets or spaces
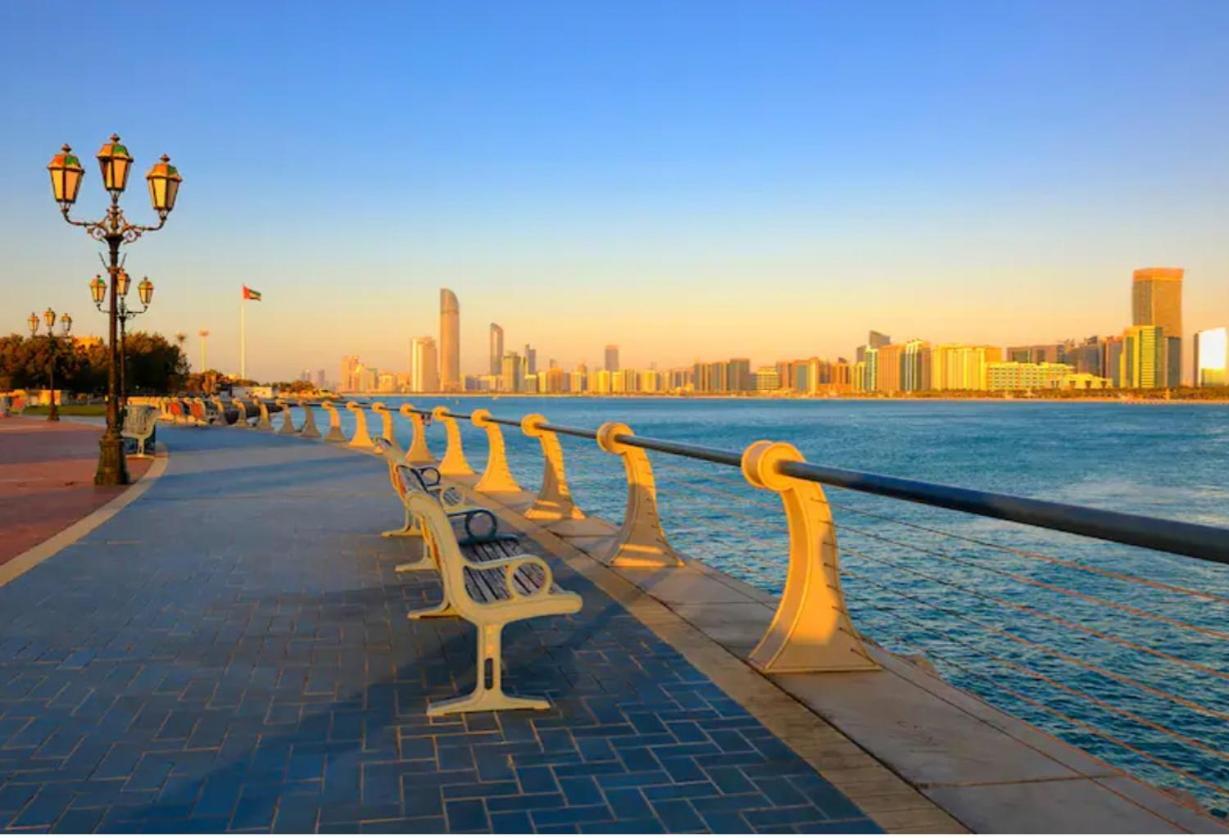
49,135,181,485
89,272,153,408
27,308,72,422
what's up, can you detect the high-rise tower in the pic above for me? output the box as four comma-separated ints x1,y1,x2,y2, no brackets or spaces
1132,267,1183,382
604,344,620,372
411,336,439,393
489,323,504,376
439,288,460,392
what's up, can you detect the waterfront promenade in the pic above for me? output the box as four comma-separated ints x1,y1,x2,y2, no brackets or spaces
0,426,883,833
1,420,1224,833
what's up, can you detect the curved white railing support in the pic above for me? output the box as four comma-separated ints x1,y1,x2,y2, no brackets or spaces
346,401,377,452
433,407,475,477
371,402,396,448
232,399,250,428
297,399,321,439
471,409,522,494
741,440,878,674
321,400,345,442
521,413,585,521
399,403,434,463
596,422,683,567
275,399,296,434
210,397,227,424
254,397,273,431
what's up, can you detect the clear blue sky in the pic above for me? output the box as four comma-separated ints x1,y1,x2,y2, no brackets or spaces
2,1,1226,379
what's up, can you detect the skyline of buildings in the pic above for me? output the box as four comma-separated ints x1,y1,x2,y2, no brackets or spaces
325,270,1226,396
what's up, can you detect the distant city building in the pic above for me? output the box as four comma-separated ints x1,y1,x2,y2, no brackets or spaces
1006,344,1066,365
985,362,1073,391
856,330,891,365
876,344,904,393
1122,325,1170,389
500,352,522,393
439,288,460,392
931,345,1002,391
523,344,537,376
755,366,781,391
569,363,588,394
1102,336,1125,387
1133,267,1183,383
1194,327,1228,387
902,340,932,392
489,323,504,376
315,369,326,389
604,344,620,372
410,336,439,393
1061,373,1112,390
340,355,361,392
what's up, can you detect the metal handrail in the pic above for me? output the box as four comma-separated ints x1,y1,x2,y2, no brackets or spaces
603,433,1229,564
393,405,1229,564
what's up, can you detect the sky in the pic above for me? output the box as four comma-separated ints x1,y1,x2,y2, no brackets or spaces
1,1,1227,381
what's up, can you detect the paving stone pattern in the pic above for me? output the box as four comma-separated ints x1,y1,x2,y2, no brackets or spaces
0,429,878,833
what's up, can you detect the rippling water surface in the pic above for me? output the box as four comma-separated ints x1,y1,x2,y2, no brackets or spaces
294,396,1229,816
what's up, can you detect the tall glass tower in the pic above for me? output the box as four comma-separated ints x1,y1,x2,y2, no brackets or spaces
440,288,460,392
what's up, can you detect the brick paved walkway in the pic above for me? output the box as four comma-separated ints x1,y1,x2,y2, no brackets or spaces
0,418,150,566
0,427,877,833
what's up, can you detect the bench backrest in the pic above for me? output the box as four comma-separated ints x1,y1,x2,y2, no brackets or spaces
124,406,157,434
406,494,489,621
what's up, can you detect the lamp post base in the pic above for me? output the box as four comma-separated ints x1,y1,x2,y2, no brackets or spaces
94,431,130,486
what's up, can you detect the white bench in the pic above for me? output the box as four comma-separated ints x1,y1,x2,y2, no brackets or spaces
122,406,158,458
406,493,582,716
375,437,470,538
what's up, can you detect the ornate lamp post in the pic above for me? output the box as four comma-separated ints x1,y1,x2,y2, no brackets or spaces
91,271,154,407
48,135,181,485
27,309,73,422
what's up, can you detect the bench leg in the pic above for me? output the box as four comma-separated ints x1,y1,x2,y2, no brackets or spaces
407,598,458,620
428,623,550,716
395,540,433,573
382,509,420,538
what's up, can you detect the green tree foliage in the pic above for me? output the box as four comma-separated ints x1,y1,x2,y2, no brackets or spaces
0,331,188,394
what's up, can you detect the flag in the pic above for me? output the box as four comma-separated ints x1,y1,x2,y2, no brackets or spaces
242,285,262,302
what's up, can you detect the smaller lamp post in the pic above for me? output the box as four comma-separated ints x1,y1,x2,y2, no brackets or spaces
27,308,72,421
89,272,153,407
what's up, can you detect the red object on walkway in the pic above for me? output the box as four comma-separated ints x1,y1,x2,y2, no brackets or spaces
0,418,150,566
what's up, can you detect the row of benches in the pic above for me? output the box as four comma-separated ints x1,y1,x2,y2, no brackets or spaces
373,436,583,716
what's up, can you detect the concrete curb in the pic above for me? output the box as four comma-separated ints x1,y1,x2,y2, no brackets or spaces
0,443,170,587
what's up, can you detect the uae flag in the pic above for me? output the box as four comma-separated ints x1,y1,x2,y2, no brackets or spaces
242,285,262,302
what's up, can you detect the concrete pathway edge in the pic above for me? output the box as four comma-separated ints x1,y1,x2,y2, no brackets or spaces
0,445,169,588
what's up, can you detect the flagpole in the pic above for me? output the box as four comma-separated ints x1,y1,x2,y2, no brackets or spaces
240,294,246,380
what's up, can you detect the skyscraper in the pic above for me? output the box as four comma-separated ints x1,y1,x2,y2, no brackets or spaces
524,344,537,376
410,337,439,393
439,288,460,392
1194,327,1228,387
1133,267,1183,383
340,355,361,392
489,323,504,376
1122,325,1167,389
604,344,619,372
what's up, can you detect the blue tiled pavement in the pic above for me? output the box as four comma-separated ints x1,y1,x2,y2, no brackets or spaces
0,427,878,833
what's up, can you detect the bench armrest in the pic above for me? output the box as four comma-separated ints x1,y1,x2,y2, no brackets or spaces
472,554,554,599
445,508,504,542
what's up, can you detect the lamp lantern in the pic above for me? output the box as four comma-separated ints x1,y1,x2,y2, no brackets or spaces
43,308,56,330
116,268,131,297
138,276,154,306
145,154,182,215
61,313,73,335
89,274,106,305
96,134,133,193
27,312,38,336
47,144,85,207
